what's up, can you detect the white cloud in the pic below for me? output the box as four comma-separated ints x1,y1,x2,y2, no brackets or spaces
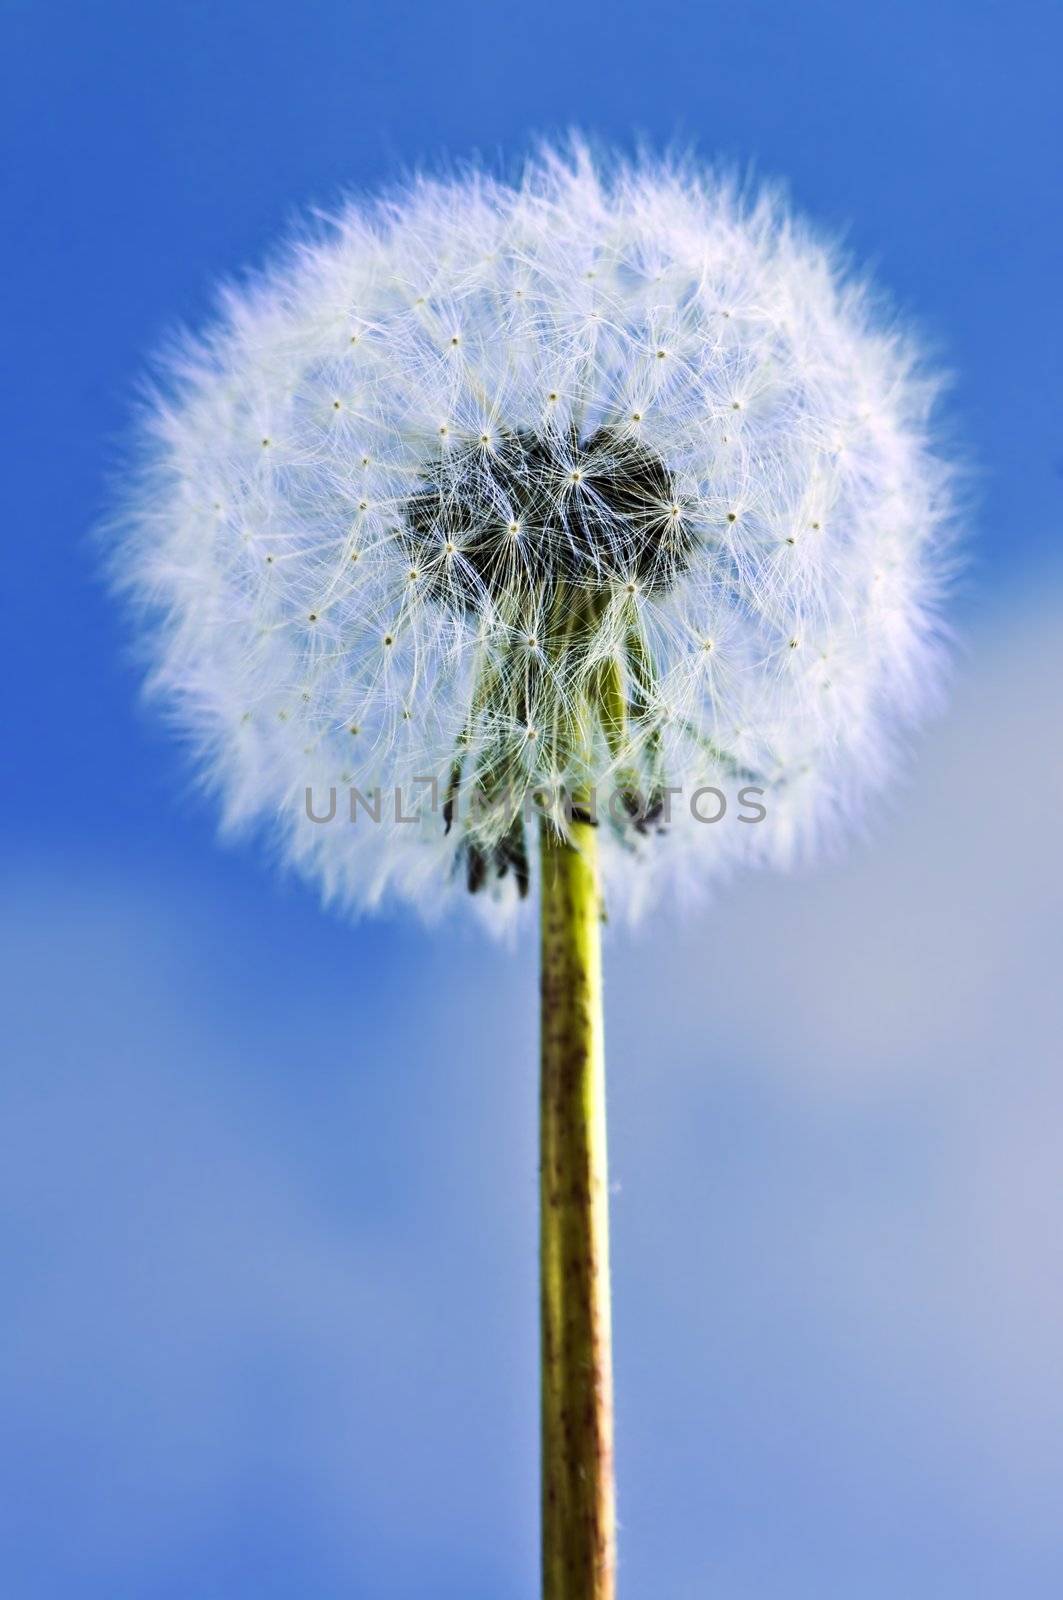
3,585,1061,1595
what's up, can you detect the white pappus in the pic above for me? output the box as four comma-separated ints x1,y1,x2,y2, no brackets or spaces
112,143,954,923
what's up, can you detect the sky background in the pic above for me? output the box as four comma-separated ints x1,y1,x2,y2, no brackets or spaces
3,1,1062,1596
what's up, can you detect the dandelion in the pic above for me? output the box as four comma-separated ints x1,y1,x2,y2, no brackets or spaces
111,144,952,1599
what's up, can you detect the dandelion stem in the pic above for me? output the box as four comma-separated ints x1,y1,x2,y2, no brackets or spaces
539,816,615,1600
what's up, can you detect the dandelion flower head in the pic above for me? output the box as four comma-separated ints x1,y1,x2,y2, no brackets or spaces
115,144,952,921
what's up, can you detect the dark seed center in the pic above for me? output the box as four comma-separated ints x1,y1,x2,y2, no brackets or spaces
402,425,694,607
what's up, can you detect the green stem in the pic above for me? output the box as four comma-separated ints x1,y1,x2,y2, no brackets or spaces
539,817,616,1600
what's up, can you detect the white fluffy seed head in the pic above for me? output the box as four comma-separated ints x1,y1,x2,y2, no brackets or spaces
111,144,954,924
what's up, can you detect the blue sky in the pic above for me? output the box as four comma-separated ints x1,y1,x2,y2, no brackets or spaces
3,2,1062,1595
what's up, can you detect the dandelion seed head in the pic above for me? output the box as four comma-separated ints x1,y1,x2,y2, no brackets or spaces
110,143,953,923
